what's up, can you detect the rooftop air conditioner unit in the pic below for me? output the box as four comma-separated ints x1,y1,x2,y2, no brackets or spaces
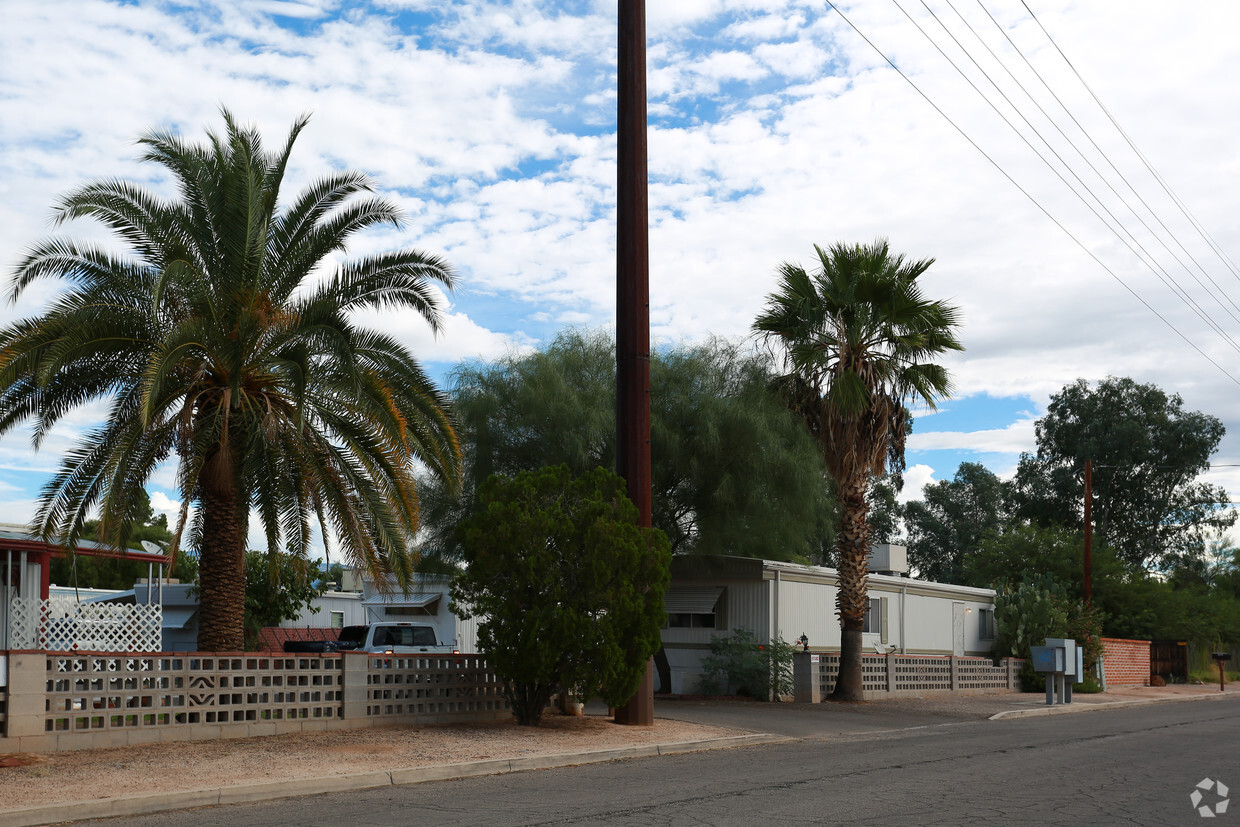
868,544,908,576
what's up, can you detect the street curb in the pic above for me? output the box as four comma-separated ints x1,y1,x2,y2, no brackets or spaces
0,733,789,827
989,691,1231,720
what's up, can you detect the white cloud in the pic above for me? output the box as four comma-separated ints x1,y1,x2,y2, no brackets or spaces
4,0,1240,516
899,464,938,503
909,418,1039,456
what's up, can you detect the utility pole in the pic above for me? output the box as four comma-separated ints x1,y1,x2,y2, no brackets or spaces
614,0,654,726
1083,459,1092,604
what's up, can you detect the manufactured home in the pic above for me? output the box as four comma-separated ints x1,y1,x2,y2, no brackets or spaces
660,550,998,695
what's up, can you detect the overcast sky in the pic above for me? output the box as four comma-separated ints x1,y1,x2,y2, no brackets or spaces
3,1,1239,549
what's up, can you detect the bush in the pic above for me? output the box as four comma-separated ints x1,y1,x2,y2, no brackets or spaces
1073,675,1104,694
994,573,1103,689
698,628,795,700
451,465,672,726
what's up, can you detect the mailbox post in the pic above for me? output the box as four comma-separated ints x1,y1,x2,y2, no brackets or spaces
1212,652,1231,693
1031,638,1079,705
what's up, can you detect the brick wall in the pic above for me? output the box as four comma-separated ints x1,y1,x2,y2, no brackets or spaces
1102,637,1150,686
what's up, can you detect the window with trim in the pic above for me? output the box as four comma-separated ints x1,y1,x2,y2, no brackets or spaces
979,608,995,640
862,598,882,634
667,612,716,629
330,611,344,629
663,587,724,629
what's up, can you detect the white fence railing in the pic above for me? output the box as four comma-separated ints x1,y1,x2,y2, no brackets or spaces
9,598,162,652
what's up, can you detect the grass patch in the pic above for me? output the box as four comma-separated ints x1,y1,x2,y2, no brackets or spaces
1188,669,1240,684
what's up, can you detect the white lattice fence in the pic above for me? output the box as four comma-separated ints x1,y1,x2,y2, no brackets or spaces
10,598,161,652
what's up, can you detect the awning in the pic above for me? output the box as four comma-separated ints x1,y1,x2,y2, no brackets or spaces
360,593,441,609
161,608,197,629
664,587,722,614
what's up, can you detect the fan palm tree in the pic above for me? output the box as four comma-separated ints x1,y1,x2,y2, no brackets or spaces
0,110,462,651
754,240,962,701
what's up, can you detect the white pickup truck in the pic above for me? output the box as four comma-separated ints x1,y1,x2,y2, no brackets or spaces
282,622,457,654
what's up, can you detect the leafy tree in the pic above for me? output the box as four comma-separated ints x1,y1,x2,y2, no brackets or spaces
963,524,1122,598
972,525,1240,657
0,110,461,650
243,550,326,650
905,462,1011,583
1012,377,1234,570
753,239,962,702
450,465,671,726
420,329,833,564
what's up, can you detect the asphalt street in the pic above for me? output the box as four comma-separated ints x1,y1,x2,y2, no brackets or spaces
75,695,1240,826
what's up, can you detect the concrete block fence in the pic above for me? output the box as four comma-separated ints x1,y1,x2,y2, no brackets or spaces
0,650,509,753
1101,637,1151,686
793,652,1025,702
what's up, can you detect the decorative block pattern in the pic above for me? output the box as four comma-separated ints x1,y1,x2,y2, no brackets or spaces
1,649,510,750
10,598,162,652
1102,637,1150,686
954,656,1011,690
42,654,343,734
365,654,508,719
892,655,954,691
816,653,1020,698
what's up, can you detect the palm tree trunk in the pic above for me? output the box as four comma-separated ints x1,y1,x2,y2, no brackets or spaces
196,458,246,652
829,471,870,702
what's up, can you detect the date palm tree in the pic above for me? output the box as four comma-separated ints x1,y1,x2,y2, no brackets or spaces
0,110,461,651
754,240,962,701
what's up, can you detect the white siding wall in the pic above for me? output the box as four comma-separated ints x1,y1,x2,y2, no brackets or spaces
772,579,838,649
281,592,366,628
661,562,997,694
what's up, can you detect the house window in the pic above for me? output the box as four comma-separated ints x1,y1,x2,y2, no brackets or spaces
863,598,882,634
663,587,724,630
330,611,344,630
667,612,716,629
979,608,995,640
384,601,439,616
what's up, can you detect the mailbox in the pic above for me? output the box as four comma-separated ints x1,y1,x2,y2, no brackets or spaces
1211,652,1231,692
1045,638,1081,678
1030,646,1064,673
1032,638,1079,705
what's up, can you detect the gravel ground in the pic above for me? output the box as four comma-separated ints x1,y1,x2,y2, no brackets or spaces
0,714,741,812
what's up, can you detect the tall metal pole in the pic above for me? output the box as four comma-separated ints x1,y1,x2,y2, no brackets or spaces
615,0,654,726
1083,459,1092,604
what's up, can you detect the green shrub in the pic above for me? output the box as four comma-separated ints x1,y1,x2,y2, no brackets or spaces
698,628,795,700
1072,675,1104,693
451,465,672,726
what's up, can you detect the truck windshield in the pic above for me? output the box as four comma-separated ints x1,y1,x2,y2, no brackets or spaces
338,627,367,644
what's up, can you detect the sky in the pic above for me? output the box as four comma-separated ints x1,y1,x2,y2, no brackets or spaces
3,1,1240,551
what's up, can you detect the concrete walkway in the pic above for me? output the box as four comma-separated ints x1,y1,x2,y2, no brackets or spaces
2,684,1229,826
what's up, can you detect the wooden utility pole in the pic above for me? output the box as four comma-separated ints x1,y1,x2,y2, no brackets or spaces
1083,459,1092,604
614,0,654,726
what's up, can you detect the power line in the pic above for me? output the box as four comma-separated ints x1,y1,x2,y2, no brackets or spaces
891,0,1240,354
970,0,1240,322
821,1,1240,387
1019,0,1240,288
